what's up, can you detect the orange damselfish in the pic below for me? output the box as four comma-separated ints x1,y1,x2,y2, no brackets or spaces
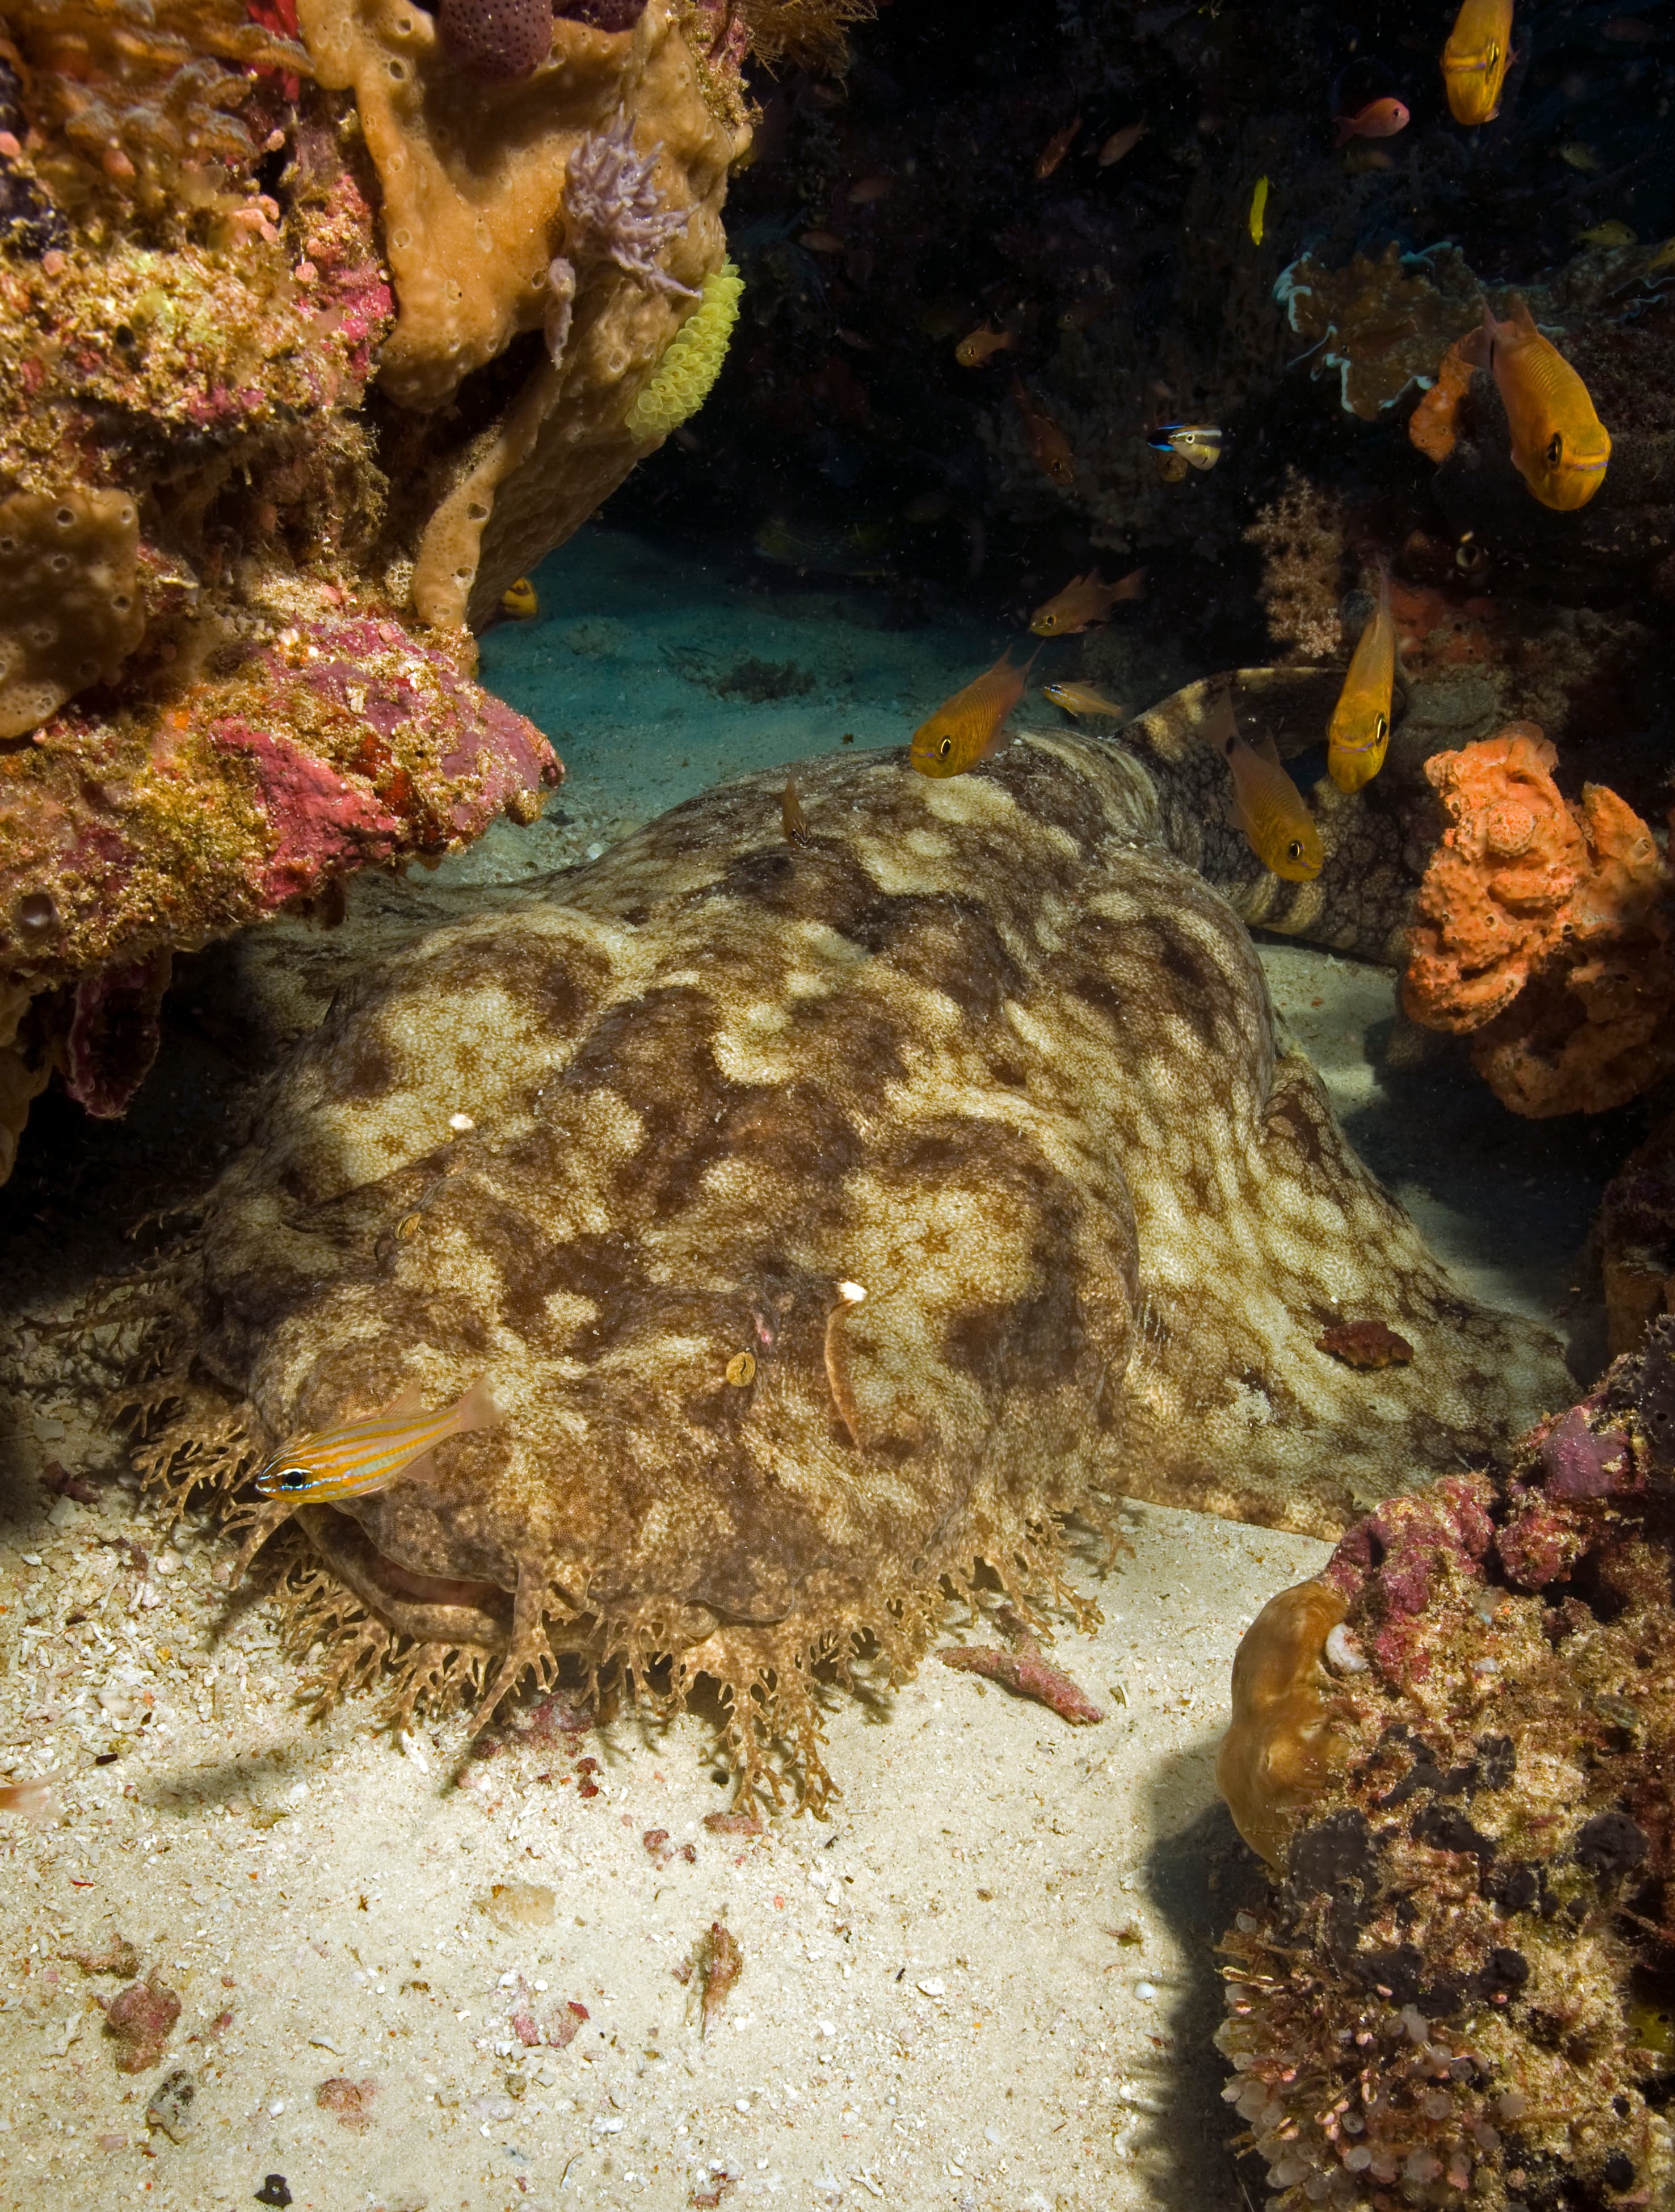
1458,297,1610,509
956,325,1015,368
254,1377,503,1504
910,649,1036,778
1036,117,1082,179
1029,568,1146,637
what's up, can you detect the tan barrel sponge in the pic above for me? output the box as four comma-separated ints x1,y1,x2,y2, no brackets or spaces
296,0,742,413
413,260,702,629
0,490,146,741
401,3,742,627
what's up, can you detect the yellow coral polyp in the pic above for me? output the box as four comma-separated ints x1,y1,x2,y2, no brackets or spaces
624,261,743,443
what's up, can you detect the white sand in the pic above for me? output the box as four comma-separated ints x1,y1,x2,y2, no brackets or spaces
0,531,1600,2211
0,1449,1323,2212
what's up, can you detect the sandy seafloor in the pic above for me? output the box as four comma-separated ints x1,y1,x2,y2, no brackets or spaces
0,529,1630,2212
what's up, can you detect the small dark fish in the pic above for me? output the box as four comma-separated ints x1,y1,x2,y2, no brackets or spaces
1036,117,1082,179
782,776,810,847
1098,121,1148,166
1011,378,1076,487
956,324,1015,367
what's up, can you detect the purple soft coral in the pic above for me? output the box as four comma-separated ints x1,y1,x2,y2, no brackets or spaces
565,111,697,298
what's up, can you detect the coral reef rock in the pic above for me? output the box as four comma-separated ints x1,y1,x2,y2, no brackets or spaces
129,692,1565,1805
1217,1322,1675,2211
1404,726,1675,1116
1274,243,1483,421
0,0,756,1178
1601,1115,1675,1361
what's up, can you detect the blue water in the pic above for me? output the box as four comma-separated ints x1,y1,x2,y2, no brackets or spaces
478,524,996,832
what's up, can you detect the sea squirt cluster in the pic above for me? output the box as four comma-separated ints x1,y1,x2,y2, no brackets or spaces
1217,1319,1675,2210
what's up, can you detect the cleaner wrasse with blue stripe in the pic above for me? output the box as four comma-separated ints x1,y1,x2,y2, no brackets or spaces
254,1377,503,1503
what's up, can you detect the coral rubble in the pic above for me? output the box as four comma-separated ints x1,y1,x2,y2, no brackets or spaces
1403,728,1675,1116
1217,1324,1675,2210
123,700,1563,1803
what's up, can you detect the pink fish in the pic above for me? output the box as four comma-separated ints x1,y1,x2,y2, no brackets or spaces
1334,97,1411,148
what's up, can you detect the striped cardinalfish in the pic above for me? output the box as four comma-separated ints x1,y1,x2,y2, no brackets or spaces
1328,563,1396,793
1214,691,1323,883
253,1377,502,1503
910,646,1036,777
1043,680,1126,719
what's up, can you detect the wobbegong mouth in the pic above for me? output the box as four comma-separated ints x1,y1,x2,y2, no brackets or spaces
295,1504,514,1651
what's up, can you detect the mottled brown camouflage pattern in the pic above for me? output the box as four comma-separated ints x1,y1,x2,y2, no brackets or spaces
138,695,1564,1801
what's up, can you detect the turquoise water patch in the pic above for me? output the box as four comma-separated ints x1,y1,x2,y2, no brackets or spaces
477,524,999,827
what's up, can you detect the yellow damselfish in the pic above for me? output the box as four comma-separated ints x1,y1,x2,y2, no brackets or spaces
1459,297,1610,510
500,577,539,620
1328,565,1396,793
910,647,1035,777
1215,692,1323,882
1442,0,1513,125
1248,174,1269,245
254,1377,502,1504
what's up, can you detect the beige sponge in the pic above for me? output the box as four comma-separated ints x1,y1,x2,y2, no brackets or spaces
297,0,742,412
0,490,146,740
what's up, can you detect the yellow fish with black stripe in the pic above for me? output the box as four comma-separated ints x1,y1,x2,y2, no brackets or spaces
254,1377,503,1503
1328,562,1396,793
